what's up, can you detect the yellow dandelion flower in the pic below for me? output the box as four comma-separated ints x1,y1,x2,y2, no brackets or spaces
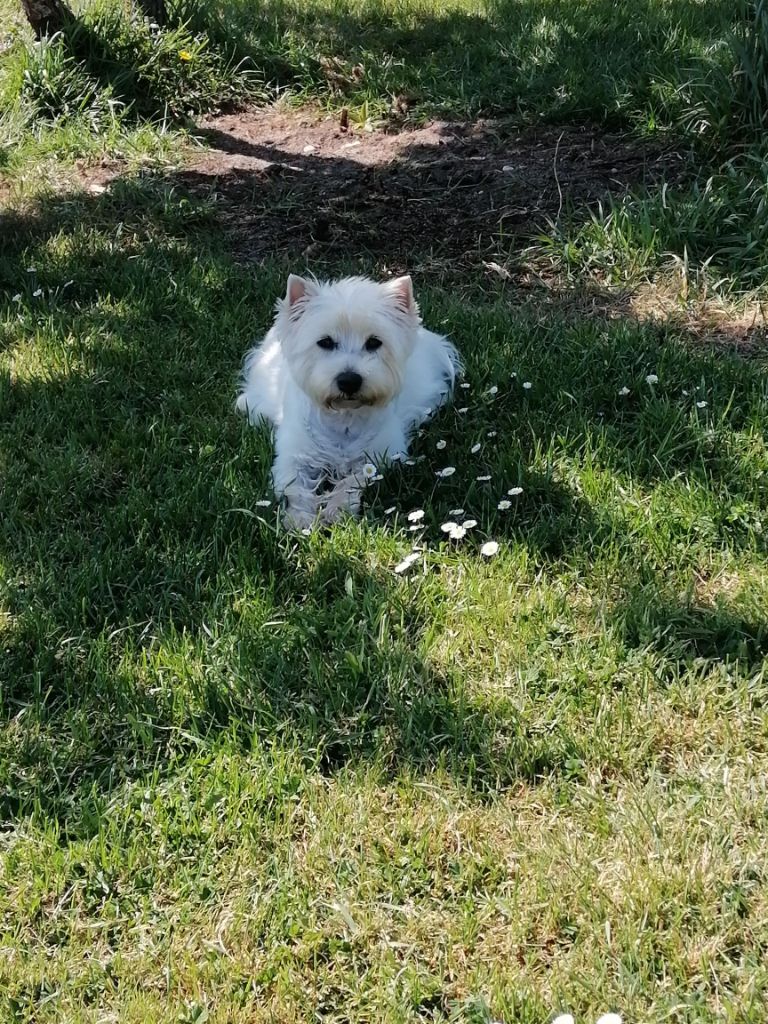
178,49,193,61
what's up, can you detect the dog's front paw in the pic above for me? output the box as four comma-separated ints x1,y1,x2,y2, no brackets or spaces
320,476,362,523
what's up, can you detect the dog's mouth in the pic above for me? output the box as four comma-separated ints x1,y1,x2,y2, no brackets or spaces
326,395,375,411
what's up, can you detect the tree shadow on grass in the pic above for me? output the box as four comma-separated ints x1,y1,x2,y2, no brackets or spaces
2,156,767,835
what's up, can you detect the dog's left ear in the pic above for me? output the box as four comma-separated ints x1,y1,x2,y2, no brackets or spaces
385,275,417,315
285,274,318,312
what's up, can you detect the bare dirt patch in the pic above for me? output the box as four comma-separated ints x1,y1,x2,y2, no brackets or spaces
165,104,685,269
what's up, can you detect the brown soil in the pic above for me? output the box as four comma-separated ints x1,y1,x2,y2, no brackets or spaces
158,105,685,269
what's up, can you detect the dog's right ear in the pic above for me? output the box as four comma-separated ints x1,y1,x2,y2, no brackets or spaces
285,274,317,310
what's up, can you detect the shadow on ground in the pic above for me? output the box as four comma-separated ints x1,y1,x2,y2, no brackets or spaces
1,112,766,834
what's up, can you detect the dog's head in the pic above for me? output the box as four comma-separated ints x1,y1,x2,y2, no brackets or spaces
275,274,420,411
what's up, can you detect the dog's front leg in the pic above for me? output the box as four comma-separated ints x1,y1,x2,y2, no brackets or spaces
272,457,323,530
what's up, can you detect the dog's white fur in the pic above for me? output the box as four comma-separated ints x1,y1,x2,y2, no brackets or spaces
236,274,460,528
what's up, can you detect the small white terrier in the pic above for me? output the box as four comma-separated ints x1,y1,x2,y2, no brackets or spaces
236,274,460,528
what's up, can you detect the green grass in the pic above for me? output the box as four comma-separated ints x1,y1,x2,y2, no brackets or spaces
1,177,768,1022
2,1,768,1020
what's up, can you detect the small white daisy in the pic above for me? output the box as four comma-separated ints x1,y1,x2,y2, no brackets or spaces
458,407,469,414
436,439,447,450
510,372,517,379
488,385,499,396
32,288,42,298
522,381,532,390
390,452,404,462
384,506,396,515
448,524,467,540
595,1015,622,1024
507,486,523,496
436,466,456,478
481,540,499,557
460,382,471,389
405,458,416,466
552,1016,575,1024
394,552,420,574
12,294,21,302
440,521,458,533
476,474,491,482
471,443,481,454
463,519,478,529
407,509,425,522
449,508,465,517
497,499,512,510
487,430,497,438
26,267,36,273
254,499,272,507
408,524,423,532
682,389,689,396
696,400,708,409
646,373,659,384
618,386,630,396
301,528,312,536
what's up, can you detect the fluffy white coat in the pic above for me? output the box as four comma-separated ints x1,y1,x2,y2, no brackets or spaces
236,274,459,528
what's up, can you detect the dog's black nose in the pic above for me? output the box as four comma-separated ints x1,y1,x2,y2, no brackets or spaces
336,371,363,396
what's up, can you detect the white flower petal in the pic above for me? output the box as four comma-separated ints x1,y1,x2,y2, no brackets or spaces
481,540,499,557
384,506,396,515
441,521,458,532
449,508,465,517
507,486,523,496
32,288,42,297
463,519,478,529
471,443,481,454
407,509,425,522
394,552,420,574
497,499,512,510
436,466,456,478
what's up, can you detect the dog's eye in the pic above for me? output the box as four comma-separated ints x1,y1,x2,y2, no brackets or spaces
364,336,383,352
317,336,336,351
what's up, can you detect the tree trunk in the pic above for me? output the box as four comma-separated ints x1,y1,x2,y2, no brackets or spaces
19,0,73,38
134,0,168,27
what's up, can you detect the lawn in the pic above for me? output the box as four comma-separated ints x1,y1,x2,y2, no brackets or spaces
1,1,768,1022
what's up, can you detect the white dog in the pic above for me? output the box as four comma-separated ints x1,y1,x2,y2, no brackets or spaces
236,274,460,528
